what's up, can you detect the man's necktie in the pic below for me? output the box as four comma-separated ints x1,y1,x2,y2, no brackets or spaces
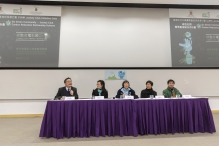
172,90,176,97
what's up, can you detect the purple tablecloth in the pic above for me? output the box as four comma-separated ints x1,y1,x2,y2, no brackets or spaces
39,98,216,139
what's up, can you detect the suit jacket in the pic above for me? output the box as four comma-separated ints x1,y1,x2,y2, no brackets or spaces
163,87,182,98
140,88,157,98
115,87,138,99
92,88,108,98
54,86,79,100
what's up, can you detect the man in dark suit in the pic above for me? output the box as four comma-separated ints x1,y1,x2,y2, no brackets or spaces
54,77,79,100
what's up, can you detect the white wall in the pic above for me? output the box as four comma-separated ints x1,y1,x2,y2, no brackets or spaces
1,69,219,115
1,70,219,100
0,100,47,115
208,97,219,110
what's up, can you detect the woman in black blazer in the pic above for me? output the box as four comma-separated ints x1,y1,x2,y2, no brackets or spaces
140,80,157,98
116,80,138,99
92,80,108,98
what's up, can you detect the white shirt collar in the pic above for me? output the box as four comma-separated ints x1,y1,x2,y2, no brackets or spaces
66,87,71,91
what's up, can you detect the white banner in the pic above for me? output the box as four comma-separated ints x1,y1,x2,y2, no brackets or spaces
169,9,219,19
0,4,61,16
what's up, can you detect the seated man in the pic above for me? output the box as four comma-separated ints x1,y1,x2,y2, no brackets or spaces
54,77,79,100
163,79,182,98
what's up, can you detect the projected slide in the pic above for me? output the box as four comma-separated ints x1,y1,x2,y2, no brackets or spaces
170,9,219,67
0,4,61,67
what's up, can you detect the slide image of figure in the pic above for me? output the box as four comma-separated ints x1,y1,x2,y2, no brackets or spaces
179,32,194,65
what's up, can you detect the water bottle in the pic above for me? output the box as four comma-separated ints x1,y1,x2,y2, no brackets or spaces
120,92,123,99
91,95,95,99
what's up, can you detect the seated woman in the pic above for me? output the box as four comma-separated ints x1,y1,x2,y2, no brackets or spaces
92,80,108,98
140,80,157,98
116,80,138,99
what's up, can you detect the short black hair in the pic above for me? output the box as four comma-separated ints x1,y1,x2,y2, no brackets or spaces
167,79,175,84
122,80,129,87
64,77,72,83
146,80,153,86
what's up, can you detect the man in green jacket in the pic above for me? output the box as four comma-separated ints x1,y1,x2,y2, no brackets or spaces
163,79,182,98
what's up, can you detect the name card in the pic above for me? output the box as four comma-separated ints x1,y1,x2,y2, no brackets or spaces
94,96,104,99
65,96,75,100
124,96,134,99
155,96,165,99
182,95,192,98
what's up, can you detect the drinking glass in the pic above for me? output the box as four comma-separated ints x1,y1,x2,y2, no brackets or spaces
176,94,181,98
150,95,154,99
